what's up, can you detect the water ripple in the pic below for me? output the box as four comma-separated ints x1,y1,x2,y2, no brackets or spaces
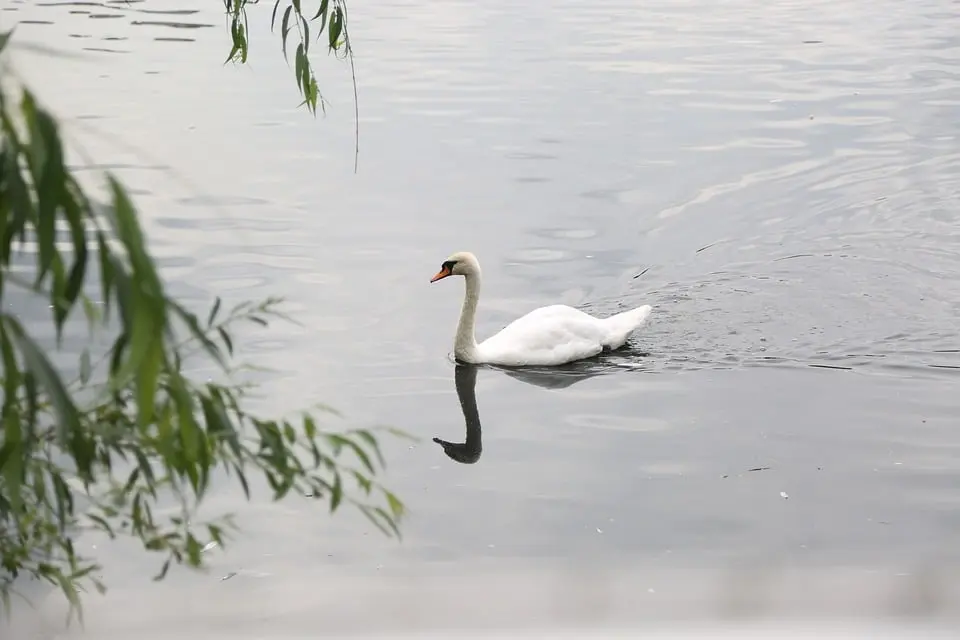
11,0,960,598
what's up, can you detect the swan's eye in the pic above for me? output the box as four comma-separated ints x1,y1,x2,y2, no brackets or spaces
442,260,458,272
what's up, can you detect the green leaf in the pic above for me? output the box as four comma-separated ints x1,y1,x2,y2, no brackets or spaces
96,232,114,321
0,28,15,55
2,315,88,475
206,296,221,328
281,5,293,60
384,490,404,519
313,0,330,26
51,473,74,529
200,393,240,460
0,137,35,263
299,60,311,103
0,417,24,512
235,465,250,499
170,301,226,369
105,176,162,298
57,570,83,624
104,177,166,398
207,524,224,547
81,296,101,331
328,7,343,51
329,470,342,512
326,434,374,474
357,504,399,539
303,415,317,439
61,188,89,320
294,43,305,93
185,534,202,567
0,324,22,413
227,18,247,64
349,469,372,495
225,38,241,64
79,349,91,384
122,466,141,495
134,338,162,426
20,93,60,288
354,429,385,468
270,0,281,30
153,558,171,582
87,514,116,538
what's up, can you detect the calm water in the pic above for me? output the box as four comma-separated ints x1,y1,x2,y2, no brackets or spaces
5,0,960,635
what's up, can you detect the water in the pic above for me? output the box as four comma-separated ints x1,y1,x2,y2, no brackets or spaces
4,0,960,635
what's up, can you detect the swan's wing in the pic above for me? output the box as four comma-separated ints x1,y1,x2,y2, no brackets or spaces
477,305,609,366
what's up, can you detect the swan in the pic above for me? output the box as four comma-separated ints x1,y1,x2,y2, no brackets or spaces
429,251,652,366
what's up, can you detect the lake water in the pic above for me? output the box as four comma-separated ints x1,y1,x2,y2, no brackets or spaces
4,0,960,636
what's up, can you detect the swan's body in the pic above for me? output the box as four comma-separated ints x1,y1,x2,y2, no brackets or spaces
430,252,652,367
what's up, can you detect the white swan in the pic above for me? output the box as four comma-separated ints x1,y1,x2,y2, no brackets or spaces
430,251,652,367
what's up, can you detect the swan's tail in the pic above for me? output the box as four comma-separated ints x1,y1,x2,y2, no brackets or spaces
603,304,652,347
611,304,652,328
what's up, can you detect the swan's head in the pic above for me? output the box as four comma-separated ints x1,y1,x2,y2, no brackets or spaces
430,251,480,283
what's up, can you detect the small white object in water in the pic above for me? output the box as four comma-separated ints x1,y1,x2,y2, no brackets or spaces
780,491,789,499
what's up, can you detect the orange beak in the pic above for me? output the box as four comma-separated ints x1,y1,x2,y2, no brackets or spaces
430,265,452,283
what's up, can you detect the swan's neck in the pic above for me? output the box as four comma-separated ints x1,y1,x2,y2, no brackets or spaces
455,272,481,362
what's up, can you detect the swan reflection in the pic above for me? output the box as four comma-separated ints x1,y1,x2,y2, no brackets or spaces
433,364,483,464
433,355,641,464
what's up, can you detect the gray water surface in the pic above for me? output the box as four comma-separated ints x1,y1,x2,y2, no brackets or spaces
5,0,960,635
